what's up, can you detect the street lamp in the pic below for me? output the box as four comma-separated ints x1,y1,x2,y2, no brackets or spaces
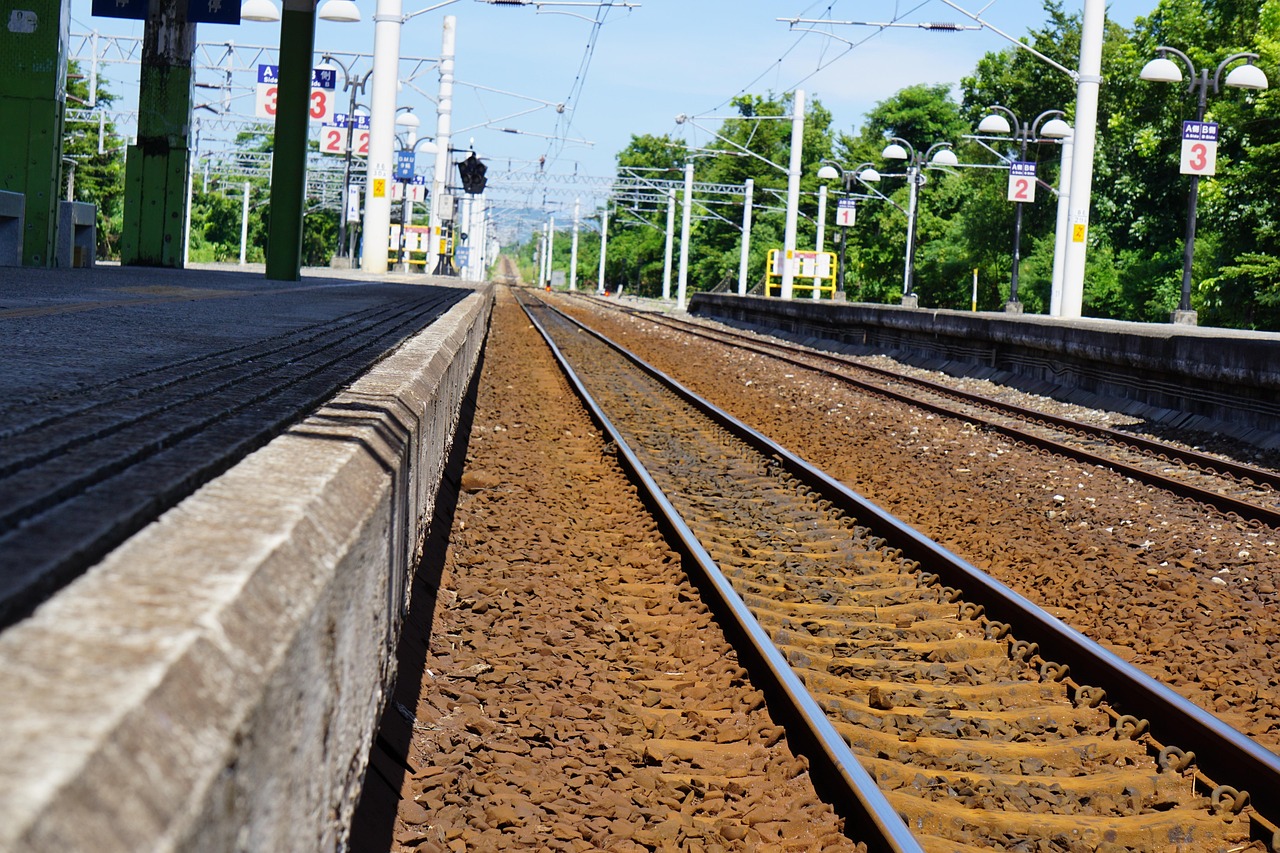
318,54,371,264
879,138,956,306
976,105,1071,312
1139,47,1268,325
815,160,882,298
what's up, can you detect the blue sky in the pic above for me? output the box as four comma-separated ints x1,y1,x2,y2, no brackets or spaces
72,0,1156,211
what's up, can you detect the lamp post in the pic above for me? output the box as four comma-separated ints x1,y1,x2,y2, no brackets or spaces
318,54,370,265
815,160,881,299
976,106,1071,313
390,107,422,271
1139,47,1268,325
880,138,957,307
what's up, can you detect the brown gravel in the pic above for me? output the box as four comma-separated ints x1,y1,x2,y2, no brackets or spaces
555,296,1280,754
381,288,863,851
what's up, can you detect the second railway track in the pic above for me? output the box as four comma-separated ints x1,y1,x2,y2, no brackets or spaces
520,289,1280,852
577,296,1280,529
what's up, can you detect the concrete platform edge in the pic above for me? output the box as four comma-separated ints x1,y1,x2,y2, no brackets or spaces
0,283,495,852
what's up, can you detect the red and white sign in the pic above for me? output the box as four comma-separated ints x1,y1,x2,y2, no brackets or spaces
1007,161,1036,203
255,65,337,124
836,197,856,227
1181,121,1218,176
391,177,427,202
319,114,370,156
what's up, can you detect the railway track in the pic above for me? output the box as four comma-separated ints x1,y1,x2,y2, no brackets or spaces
575,296,1280,530
520,289,1280,852
0,290,463,627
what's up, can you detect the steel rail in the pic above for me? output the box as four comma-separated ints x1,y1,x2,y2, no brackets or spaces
655,308,1280,488
516,292,923,853
589,300,1280,528
533,290,1280,843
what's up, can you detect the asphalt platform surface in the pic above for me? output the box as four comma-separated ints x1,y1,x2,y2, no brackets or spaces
0,262,473,629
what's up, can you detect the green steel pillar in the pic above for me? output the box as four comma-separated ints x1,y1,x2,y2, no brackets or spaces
0,0,71,267
264,1,317,282
120,0,194,267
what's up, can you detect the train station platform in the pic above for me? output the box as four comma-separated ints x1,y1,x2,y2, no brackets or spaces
0,262,492,851
689,293,1280,447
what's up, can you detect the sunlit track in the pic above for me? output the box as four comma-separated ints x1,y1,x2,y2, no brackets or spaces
518,288,1280,853
573,295,1280,529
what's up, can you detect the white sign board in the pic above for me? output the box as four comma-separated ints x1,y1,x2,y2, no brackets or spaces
836,198,856,228
255,65,337,124
391,177,427,202
1007,161,1036,203
1181,121,1218,176
346,184,361,220
319,114,371,156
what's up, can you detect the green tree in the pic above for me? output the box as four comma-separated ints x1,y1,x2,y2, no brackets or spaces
63,61,126,258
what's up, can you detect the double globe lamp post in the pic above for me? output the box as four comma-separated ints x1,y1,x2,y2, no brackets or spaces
1138,48,1268,324
975,106,1072,312
815,161,883,297
880,139,958,307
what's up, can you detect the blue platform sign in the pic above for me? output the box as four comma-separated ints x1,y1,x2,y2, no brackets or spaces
188,0,240,24
91,0,148,20
93,0,240,23
395,150,416,181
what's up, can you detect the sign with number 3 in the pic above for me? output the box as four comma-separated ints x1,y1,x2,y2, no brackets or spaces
1181,121,1218,176
255,65,336,124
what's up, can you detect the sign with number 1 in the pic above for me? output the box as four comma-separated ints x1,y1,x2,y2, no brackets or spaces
1181,121,1218,176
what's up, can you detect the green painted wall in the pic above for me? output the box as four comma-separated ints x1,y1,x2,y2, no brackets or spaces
0,0,70,267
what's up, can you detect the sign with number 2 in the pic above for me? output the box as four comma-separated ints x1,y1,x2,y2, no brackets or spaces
1007,161,1036,203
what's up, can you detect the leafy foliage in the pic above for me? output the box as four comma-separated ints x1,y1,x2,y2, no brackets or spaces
63,62,126,258
516,0,1280,331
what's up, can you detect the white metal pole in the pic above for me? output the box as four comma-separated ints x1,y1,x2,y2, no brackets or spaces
597,205,608,295
662,187,676,301
780,88,805,300
535,230,544,285
456,194,469,278
183,155,194,267
813,182,827,300
677,161,694,310
903,168,919,296
426,15,456,276
738,177,753,296
239,181,250,265
569,197,580,291
360,0,404,274
1049,132,1074,316
546,217,555,287
1059,0,1104,318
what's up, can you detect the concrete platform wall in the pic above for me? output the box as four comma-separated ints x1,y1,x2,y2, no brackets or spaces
691,294,1280,439
0,284,493,852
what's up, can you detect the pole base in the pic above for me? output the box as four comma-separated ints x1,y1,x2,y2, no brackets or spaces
1171,309,1199,326
1004,300,1024,315
329,256,353,270
901,294,919,309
